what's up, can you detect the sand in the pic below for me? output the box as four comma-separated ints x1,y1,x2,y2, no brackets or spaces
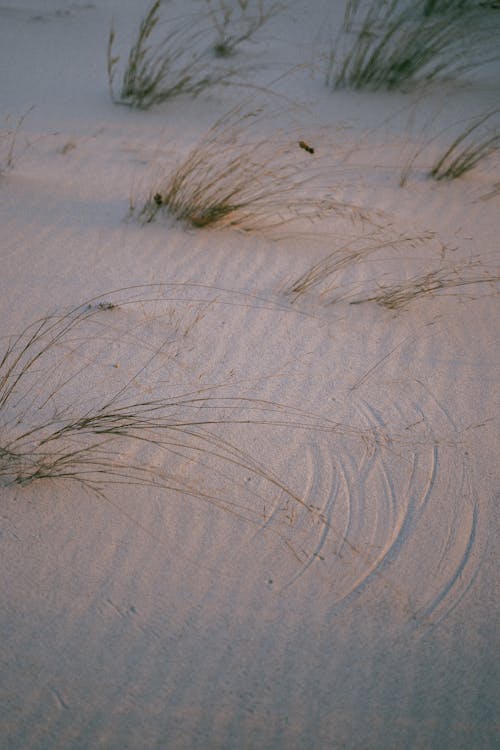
0,1,499,748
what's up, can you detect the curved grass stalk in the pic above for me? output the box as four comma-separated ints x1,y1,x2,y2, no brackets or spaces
0,291,361,537
135,105,360,232
0,107,32,176
286,233,432,303
108,1,245,110
203,0,283,57
327,0,499,91
349,262,499,309
429,108,500,181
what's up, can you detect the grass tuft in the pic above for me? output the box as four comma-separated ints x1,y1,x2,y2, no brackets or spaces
286,233,433,303
349,262,500,309
429,108,500,181
107,1,244,110
203,0,283,57
400,108,500,186
327,0,499,91
0,108,32,176
0,289,342,538
422,0,482,15
134,105,359,232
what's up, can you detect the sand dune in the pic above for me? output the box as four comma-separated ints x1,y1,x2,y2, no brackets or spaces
1,1,498,748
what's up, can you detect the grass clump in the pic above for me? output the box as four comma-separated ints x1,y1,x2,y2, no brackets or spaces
399,108,500,186
287,237,498,310
286,233,432,303
429,108,500,181
422,0,484,14
0,108,32,176
107,1,243,110
134,105,355,232
0,289,335,536
203,0,283,57
481,181,500,200
0,128,16,176
349,262,500,309
327,0,499,91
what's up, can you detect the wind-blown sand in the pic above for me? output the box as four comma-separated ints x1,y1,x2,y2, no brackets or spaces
0,1,498,748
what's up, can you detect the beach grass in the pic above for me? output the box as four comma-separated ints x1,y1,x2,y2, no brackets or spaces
134,105,359,231
400,108,500,186
203,0,283,57
429,109,500,181
0,108,32,176
0,289,344,534
286,233,433,303
108,1,243,110
327,0,499,91
349,262,500,309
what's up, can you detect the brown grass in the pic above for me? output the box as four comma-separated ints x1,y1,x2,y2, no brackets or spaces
204,0,283,57
0,288,345,537
286,233,433,303
349,261,500,309
134,105,360,232
0,108,32,176
107,1,250,110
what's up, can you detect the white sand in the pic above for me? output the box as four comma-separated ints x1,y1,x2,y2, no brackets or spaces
1,1,499,748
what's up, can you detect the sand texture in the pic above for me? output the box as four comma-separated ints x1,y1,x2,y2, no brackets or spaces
0,1,499,748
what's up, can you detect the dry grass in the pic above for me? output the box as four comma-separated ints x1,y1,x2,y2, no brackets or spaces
0,289,344,534
203,0,283,57
400,108,500,186
422,0,482,14
481,181,500,200
0,130,15,176
0,108,32,176
3,288,425,568
429,108,500,181
133,105,359,232
327,0,499,91
286,233,433,303
286,230,498,310
349,261,500,309
107,1,243,110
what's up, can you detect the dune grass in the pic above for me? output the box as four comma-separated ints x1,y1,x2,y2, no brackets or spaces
0,289,348,539
327,0,499,91
428,109,500,181
203,0,283,57
286,233,433,303
287,237,499,310
399,108,500,186
422,0,480,14
481,181,500,200
0,108,32,176
5,288,438,572
107,1,243,110
349,262,500,309
0,129,16,176
133,105,359,232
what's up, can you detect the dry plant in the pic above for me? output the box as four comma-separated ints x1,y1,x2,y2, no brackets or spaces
202,0,283,57
481,180,500,200
286,233,433,303
349,260,499,309
422,0,488,14
107,1,243,109
0,108,32,176
400,108,500,186
0,128,16,176
133,105,358,231
327,0,499,91
3,290,475,595
0,288,347,536
429,108,500,181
